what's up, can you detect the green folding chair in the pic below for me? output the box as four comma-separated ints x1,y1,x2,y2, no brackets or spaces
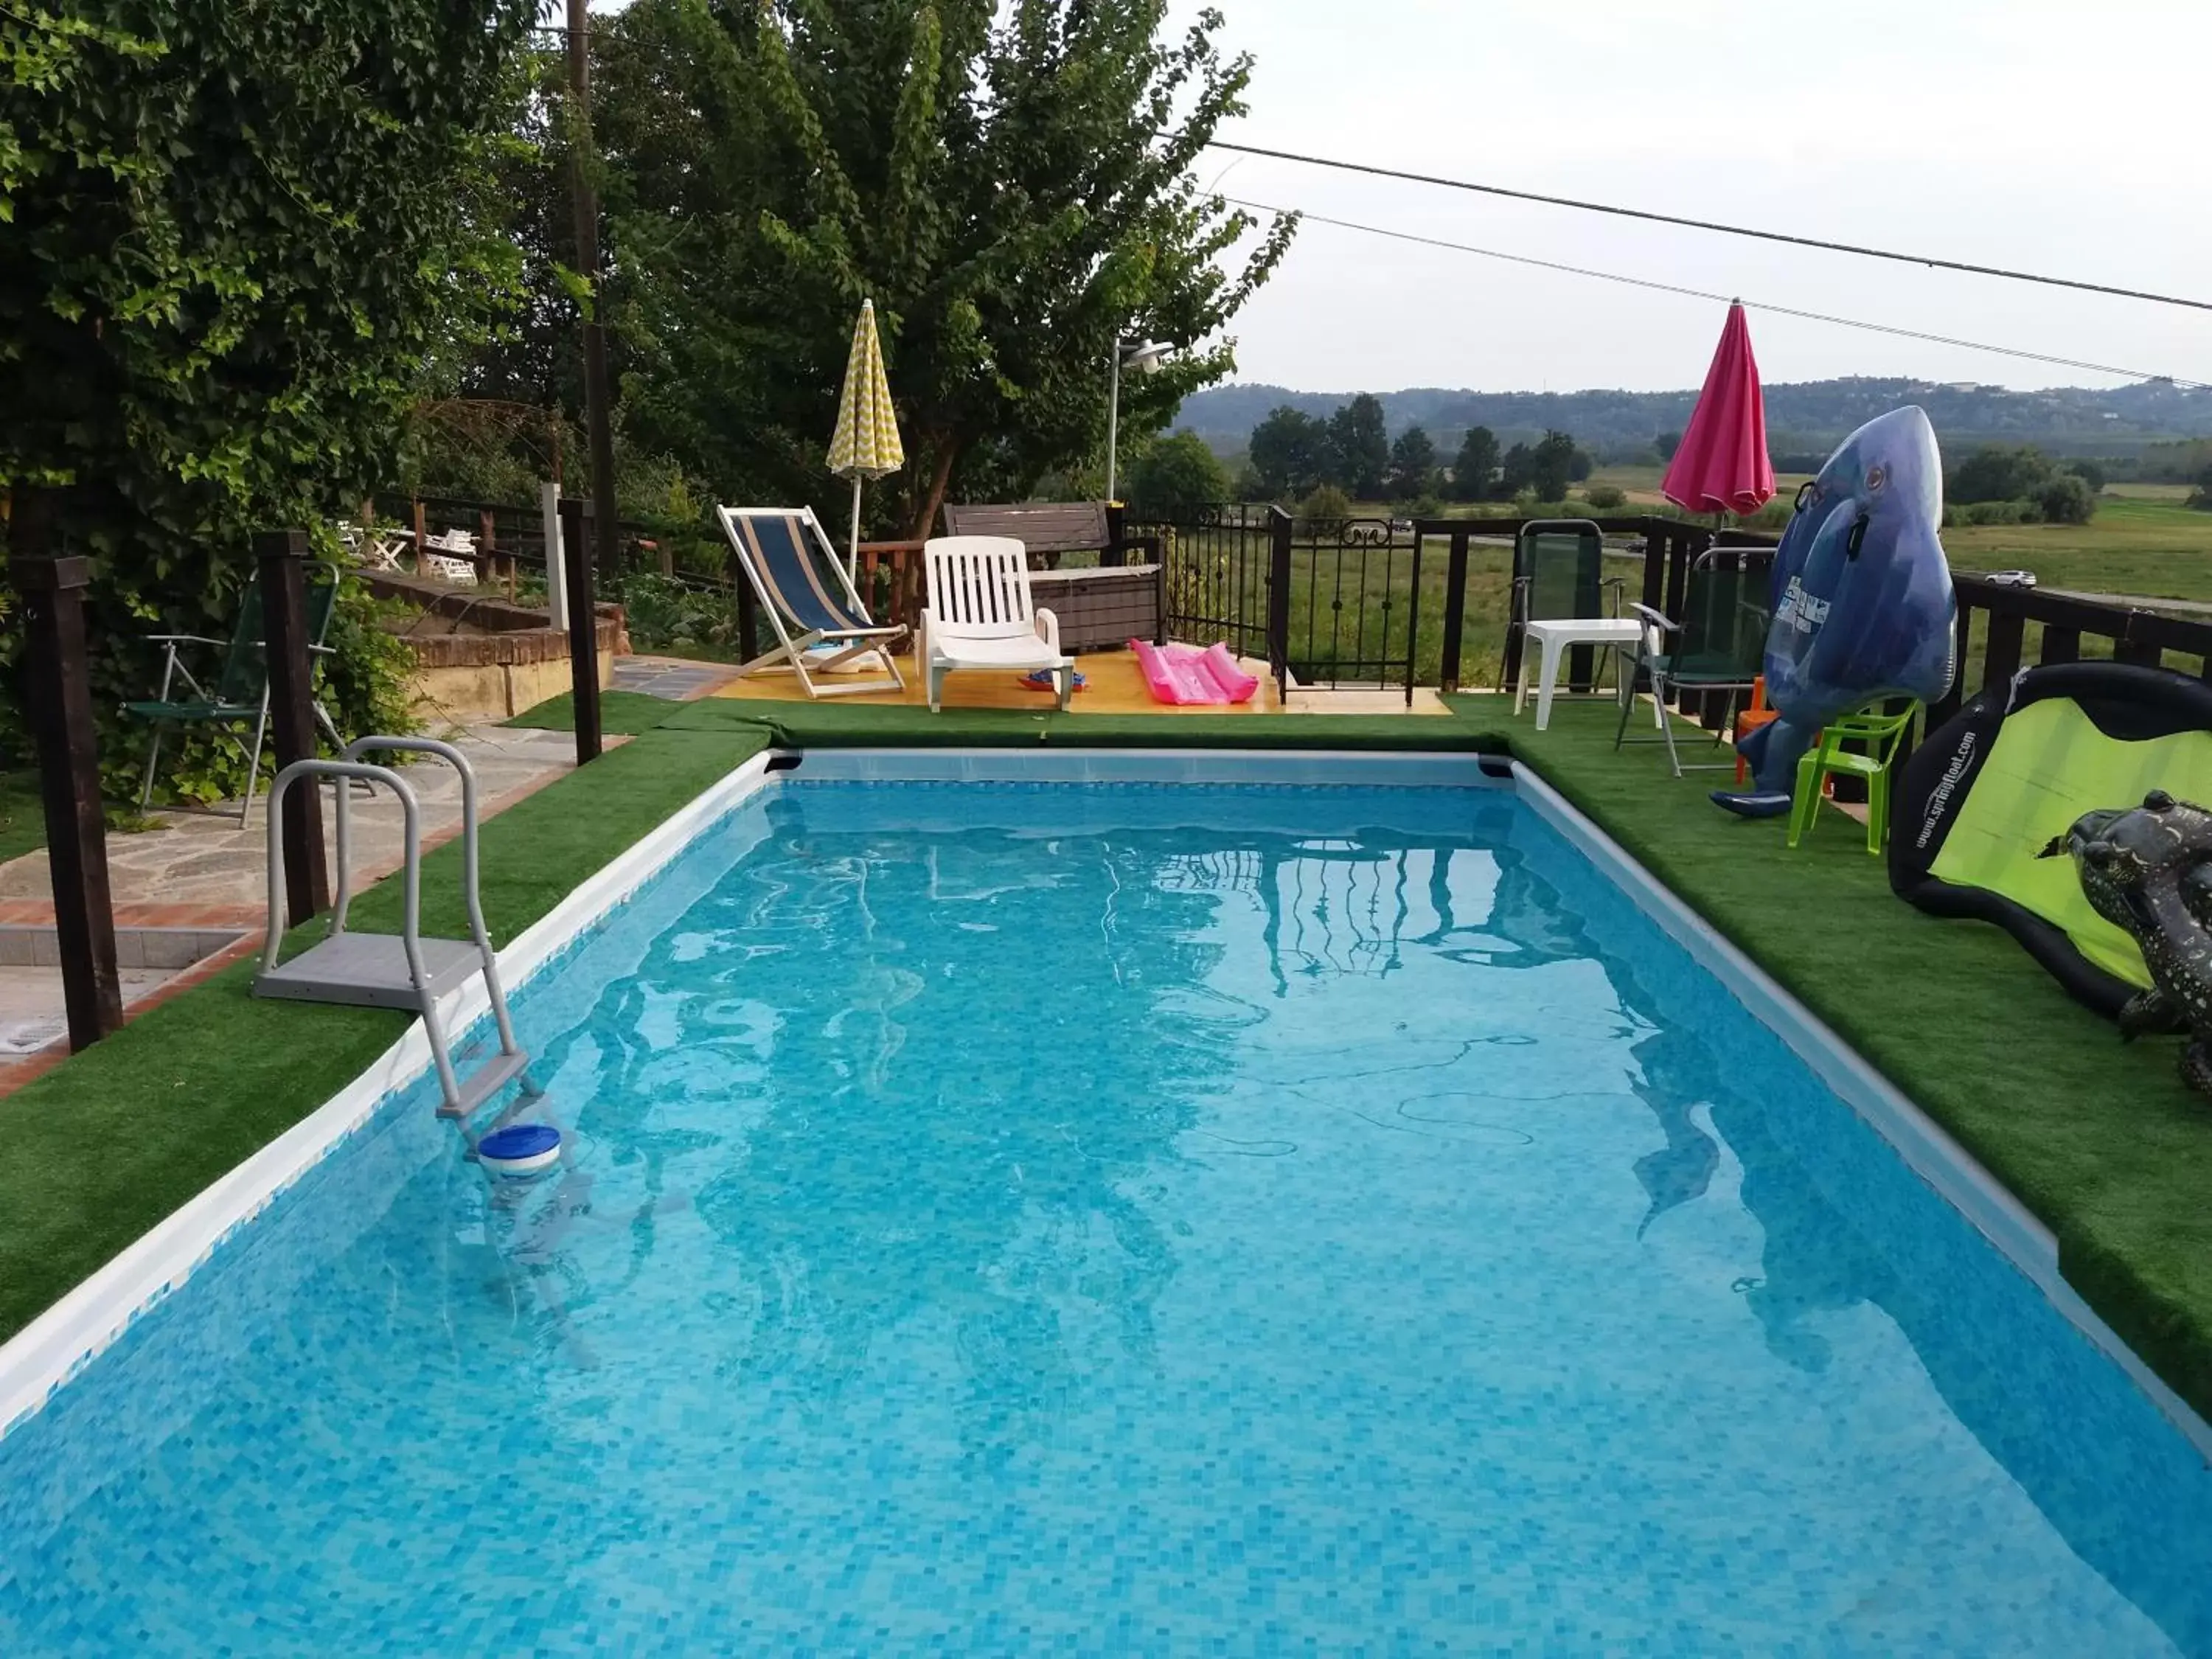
1786,700,1921,854
1500,519,1624,692
128,563,346,821
1613,547,1769,776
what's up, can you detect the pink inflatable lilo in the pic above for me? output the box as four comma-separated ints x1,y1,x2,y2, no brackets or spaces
1130,639,1260,705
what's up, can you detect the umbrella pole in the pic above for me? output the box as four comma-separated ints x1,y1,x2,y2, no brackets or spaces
847,475,863,583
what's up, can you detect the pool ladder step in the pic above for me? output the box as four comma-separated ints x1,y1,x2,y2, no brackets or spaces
254,737,538,1119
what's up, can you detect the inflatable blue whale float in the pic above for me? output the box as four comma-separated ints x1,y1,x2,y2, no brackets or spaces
1713,406,1956,818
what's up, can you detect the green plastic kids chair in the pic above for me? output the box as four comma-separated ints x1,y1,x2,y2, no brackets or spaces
1786,700,1921,854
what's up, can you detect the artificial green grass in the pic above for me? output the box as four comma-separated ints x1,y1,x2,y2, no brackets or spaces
0,771,45,864
0,726,768,1344
1508,698,2212,1419
501,688,680,736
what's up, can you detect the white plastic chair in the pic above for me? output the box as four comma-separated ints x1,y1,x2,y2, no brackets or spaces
918,536,1072,712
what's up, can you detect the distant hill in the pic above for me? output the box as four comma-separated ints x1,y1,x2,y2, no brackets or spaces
1174,378,2212,462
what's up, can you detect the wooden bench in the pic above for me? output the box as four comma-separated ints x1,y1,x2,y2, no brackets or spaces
939,500,1161,569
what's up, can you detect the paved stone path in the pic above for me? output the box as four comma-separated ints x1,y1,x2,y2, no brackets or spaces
0,721,587,1092
612,655,739,700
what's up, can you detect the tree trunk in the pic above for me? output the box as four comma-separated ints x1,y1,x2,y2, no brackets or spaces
906,434,964,541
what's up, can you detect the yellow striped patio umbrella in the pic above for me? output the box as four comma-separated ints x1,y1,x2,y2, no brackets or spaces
826,297,905,578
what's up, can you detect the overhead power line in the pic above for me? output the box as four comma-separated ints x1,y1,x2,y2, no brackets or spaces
1222,198,2211,390
1208,141,2212,314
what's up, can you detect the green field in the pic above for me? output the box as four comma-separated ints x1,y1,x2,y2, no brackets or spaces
1944,496,2212,602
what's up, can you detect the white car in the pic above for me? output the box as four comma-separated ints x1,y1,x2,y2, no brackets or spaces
1982,569,2037,589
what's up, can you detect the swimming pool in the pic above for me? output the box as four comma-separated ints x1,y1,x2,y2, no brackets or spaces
2,755,2209,1654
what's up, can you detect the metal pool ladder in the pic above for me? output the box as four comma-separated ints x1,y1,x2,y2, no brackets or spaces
255,737,537,1118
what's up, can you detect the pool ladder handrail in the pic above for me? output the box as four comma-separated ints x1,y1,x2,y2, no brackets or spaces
254,737,535,1118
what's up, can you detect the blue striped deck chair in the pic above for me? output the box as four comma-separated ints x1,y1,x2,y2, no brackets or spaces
716,505,909,699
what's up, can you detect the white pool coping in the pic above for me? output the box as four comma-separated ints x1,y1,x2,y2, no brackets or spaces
4,742,2208,1463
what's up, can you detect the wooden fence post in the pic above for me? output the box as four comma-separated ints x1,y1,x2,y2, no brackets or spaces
1437,526,1470,694
1266,505,1293,703
559,496,603,765
734,567,760,664
9,491,123,1050
257,528,329,922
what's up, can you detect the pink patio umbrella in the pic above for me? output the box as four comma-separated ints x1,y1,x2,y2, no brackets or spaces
1662,302,1775,518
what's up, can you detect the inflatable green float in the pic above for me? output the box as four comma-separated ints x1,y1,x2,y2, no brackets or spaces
1891,661,2212,1017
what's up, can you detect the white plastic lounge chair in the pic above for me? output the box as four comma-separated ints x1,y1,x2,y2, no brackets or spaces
716,505,908,699
918,535,1073,712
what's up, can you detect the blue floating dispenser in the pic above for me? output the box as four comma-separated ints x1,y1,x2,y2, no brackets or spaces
477,1121,563,1178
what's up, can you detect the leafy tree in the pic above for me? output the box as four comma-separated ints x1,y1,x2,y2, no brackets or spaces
1247,405,1330,498
1125,431,1228,516
1568,446,1594,483
1951,445,2056,504
1499,442,1536,498
2062,456,2109,493
2,0,535,798
1385,426,1439,501
2034,471,2097,526
594,0,1295,538
1529,429,1581,501
1655,430,1683,462
1326,393,1388,498
1451,425,1500,501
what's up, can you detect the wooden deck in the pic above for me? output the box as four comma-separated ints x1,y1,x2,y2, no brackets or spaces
709,649,1452,717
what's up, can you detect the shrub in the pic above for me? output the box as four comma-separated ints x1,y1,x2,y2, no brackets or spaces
1583,484,1627,511
1958,499,2043,526
1295,483,1354,530
617,573,739,655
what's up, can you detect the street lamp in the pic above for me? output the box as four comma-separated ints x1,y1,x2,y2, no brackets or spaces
1106,335,1172,502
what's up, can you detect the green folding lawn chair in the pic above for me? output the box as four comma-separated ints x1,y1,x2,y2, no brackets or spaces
127,563,346,822
1499,519,1624,693
1786,700,1921,854
1613,546,1769,776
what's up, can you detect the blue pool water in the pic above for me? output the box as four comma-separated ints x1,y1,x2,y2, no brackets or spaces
3,779,2210,1655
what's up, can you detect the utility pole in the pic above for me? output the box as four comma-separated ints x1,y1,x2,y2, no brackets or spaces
566,0,622,584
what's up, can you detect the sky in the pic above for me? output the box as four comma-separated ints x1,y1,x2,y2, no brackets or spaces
1176,0,2212,394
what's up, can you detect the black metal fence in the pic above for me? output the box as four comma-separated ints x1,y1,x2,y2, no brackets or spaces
1130,503,1279,665
1129,504,1427,703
